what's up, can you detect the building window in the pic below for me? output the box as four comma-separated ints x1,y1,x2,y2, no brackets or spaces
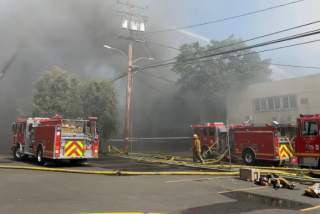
282,96,290,109
301,98,308,105
261,99,267,111
274,97,281,109
254,99,260,111
254,95,297,111
268,98,274,110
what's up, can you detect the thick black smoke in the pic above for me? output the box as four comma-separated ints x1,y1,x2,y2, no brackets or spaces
0,0,204,152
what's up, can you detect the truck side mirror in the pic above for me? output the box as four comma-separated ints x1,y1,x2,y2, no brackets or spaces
12,123,15,132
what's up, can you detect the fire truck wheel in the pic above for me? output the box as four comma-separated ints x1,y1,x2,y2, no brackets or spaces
201,146,211,159
242,149,256,166
36,147,45,166
21,154,29,161
316,157,320,169
13,145,23,161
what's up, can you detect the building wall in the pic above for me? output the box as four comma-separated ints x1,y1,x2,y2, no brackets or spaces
226,73,320,124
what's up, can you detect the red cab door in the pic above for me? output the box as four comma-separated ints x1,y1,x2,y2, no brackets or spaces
296,119,320,158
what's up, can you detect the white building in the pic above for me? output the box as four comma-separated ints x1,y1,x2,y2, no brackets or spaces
226,73,320,124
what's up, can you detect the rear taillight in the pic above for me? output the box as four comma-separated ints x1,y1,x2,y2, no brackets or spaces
55,131,61,157
274,137,279,148
94,142,98,157
291,157,298,163
274,136,279,157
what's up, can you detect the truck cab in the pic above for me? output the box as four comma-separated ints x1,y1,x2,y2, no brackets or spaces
295,114,320,168
191,122,225,158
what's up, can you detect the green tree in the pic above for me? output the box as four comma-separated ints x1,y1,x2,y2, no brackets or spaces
81,79,119,140
172,35,273,118
30,66,82,118
30,67,119,140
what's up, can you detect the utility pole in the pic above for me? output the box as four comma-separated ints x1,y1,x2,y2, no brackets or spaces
117,0,148,154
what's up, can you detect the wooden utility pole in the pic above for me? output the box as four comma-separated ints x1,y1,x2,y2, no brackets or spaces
117,1,148,154
123,39,133,154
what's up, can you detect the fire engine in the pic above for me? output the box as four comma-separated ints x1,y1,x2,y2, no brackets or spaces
191,122,295,166
11,115,99,165
295,114,320,168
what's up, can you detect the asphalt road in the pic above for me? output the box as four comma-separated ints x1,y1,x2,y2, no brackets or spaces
0,154,193,172
0,155,320,214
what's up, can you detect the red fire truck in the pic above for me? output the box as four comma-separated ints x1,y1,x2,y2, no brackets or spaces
11,115,99,165
192,122,295,166
295,114,320,168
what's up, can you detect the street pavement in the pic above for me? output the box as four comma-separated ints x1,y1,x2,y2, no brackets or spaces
0,154,193,172
0,154,320,214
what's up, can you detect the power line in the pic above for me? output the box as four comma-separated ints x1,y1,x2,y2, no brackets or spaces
139,44,164,78
141,28,320,70
147,41,180,50
146,19,320,55
196,39,320,68
139,70,177,83
135,0,160,14
237,59,320,69
145,41,179,79
135,75,169,97
108,72,127,82
109,41,320,84
147,0,160,7
144,0,305,34
140,44,177,90
142,38,320,70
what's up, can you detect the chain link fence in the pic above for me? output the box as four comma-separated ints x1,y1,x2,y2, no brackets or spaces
101,137,192,157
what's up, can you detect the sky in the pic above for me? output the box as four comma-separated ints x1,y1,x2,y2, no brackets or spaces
142,0,320,81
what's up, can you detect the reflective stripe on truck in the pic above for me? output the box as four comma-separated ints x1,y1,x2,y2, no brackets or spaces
65,141,84,157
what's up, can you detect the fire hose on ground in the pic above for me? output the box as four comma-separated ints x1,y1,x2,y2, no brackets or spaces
107,141,320,178
0,164,307,176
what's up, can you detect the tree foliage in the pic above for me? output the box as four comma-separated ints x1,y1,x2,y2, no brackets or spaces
81,79,119,140
30,66,118,140
172,35,273,100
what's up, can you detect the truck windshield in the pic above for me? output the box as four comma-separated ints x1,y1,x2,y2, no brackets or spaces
301,121,318,136
193,128,200,137
61,120,91,136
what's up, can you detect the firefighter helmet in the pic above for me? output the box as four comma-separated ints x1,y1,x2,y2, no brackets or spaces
193,134,198,139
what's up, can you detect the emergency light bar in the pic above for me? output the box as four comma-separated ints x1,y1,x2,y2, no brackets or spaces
300,114,320,118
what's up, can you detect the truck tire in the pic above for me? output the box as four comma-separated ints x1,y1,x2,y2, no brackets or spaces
21,154,29,161
316,157,320,169
242,149,256,166
36,147,45,166
201,146,211,159
13,145,22,161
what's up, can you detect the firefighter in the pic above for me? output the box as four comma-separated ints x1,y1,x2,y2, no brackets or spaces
192,134,205,164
